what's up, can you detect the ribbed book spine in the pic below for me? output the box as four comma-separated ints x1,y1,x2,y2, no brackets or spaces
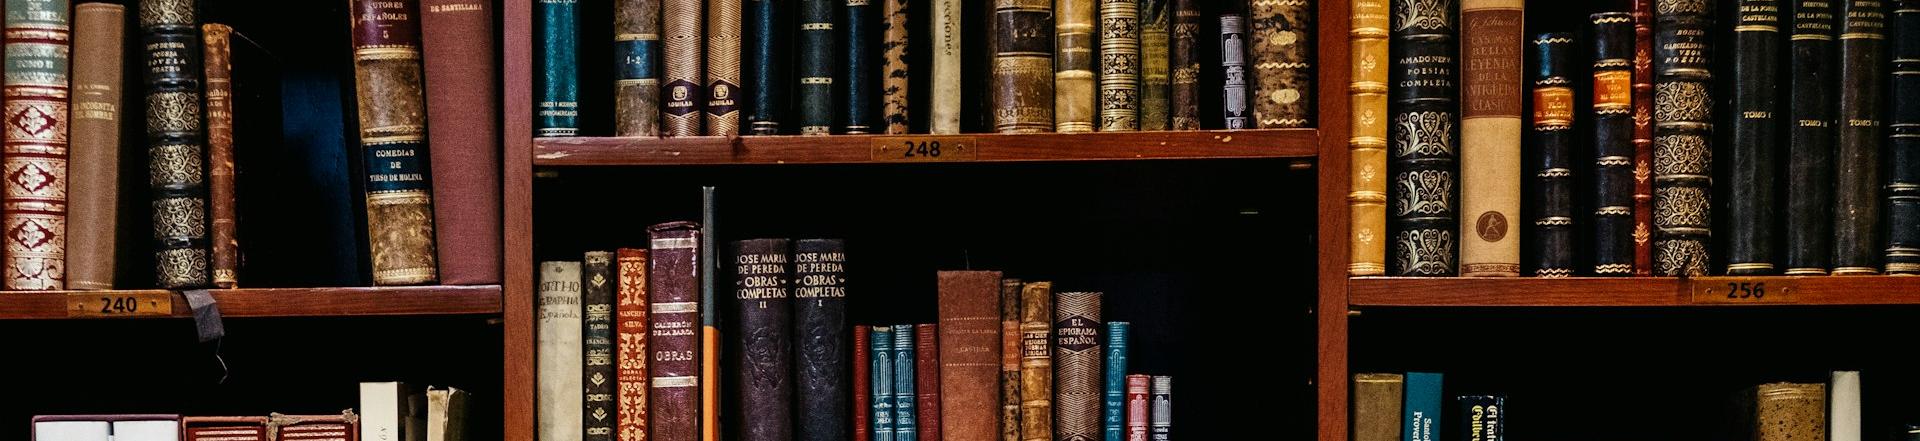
1348,0,1388,275
1250,0,1313,128
733,239,793,441
140,0,211,288
584,252,618,441
883,0,911,134
536,0,579,136
705,0,741,136
1403,372,1441,441
1388,0,1458,276
1726,0,1783,274
1652,0,1714,276
931,0,963,134
1102,322,1129,441
663,0,704,136
67,3,123,291
1053,291,1102,441
1139,1,1170,131
745,0,781,135
1219,13,1251,129
616,249,650,441
422,0,503,285
855,326,873,441
799,0,834,135
1458,0,1524,277
1169,0,1201,130
1631,0,1655,275
204,24,237,288
1057,0,1096,133
1835,0,1887,274
616,0,662,136
1098,0,1139,131
1592,13,1636,276
894,327,919,441
647,222,702,441
873,326,897,441
5,0,71,290
999,279,1025,441
992,0,1054,133
1530,33,1575,277
1123,376,1149,441
794,239,849,441
915,324,941,441
1786,0,1838,274
844,0,876,134
539,261,586,441
351,0,440,286
1018,282,1054,441
1893,0,1920,273
1147,377,1170,441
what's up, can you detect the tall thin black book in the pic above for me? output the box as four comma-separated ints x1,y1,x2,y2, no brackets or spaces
1785,0,1838,275
733,239,794,441
1834,0,1888,275
793,239,849,441
1592,13,1636,276
1725,0,1782,275
583,251,617,441
1884,0,1920,274
1530,32,1576,277
1388,0,1459,276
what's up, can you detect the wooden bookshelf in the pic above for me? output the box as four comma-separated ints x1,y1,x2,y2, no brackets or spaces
0,285,503,320
531,129,1319,166
1349,277,1920,307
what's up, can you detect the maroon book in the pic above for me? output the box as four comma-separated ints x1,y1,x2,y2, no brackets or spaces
916,323,941,441
854,325,872,441
648,222,702,441
184,416,271,441
1125,375,1150,441
420,0,502,284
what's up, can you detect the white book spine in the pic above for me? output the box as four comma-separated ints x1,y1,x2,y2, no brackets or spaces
1831,371,1861,441
539,261,586,441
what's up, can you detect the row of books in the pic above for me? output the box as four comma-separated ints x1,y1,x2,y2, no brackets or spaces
534,0,1315,137
1345,0,1920,278
30,382,467,441
0,0,501,290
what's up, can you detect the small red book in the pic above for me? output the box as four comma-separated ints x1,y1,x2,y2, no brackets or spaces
854,325,872,441
915,323,941,441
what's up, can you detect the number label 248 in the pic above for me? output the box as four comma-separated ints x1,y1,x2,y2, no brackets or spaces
869,136,978,162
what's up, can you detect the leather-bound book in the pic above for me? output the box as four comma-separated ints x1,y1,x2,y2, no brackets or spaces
937,271,1003,441
1018,282,1054,441
999,278,1025,441
1892,0,1920,273
844,0,876,135
873,326,898,441
855,326,874,441
647,222,702,441
1347,0,1388,275
894,326,919,441
1056,0,1096,133
1169,0,1200,130
1785,0,1838,274
585,252,619,441
992,0,1054,133
422,0,502,284
1139,1,1170,131
1652,0,1715,276
733,239,794,441
1388,0,1458,276
184,417,269,441
269,412,358,441
352,0,441,286
204,24,238,288
1123,375,1149,441
1831,372,1860,441
67,3,123,291
915,324,941,441
1458,0,1524,277
1631,0,1655,275
616,0,662,136
794,239,850,441
706,0,741,136
536,0,579,136
967,1,997,133
663,0,704,136
4,0,71,290
1834,0,1887,274
884,0,911,134
141,0,211,289
1529,33,1575,277
617,249,650,441
540,261,586,441
1098,0,1140,131
1147,377,1170,441
745,0,781,135
1455,396,1503,441
699,189,720,441
1749,383,1826,441
1351,374,1403,441
1219,12,1251,129
931,0,963,134
798,0,833,135
1726,0,1783,274
1101,322,1128,441
1250,0,1313,128
1591,13,1636,276
1052,291,1102,441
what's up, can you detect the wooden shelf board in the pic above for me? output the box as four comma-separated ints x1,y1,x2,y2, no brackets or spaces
0,285,502,319
1349,276,1920,307
532,129,1319,165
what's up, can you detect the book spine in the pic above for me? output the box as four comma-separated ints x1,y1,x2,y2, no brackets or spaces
935,271,1004,441
1754,383,1827,441
616,249,650,441
1056,0,1096,133
1836,0,1887,274
1019,282,1054,441
999,279,1026,441
663,0,704,136
799,0,834,135
1139,1,1170,131
1351,374,1404,441
1831,372,1861,441
1652,0,1714,276
745,0,781,135
1169,0,1200,130
1592,13,1636,276
1725,0,1784,274
422,0,502,285
873,326,897,441
705,0,742,136
539,261,586,441
915,324,941,441
204,23,237,288
1402,373,1441,441
647,222,702,441
1893,0,1920,273
1348,0,1388,275
855,326,873,441
931,0,962,134
1455,396,1503,441
352,0,441,286
1786,0,1838,274
1102,322,1129,441
1458,0,1524,277
585,252,618,441
1098,0,1140,131
141,0,211,289
794,239,850,441
1631,0,1655,275
894,327,919,441
1123,375,1148,441
1147,377,1170,441
1219,13,1251,129
1053,291,1102,441
1530,33,1575,277
616,0,662,137
1388,0,1459,276
992,0,1055,133
844,0,876,134
733,239,793,441
699,189,720,441
884,0,911,134
968,1,998,133
1251,0,1313,128
536,0,579,136
67,3,124,291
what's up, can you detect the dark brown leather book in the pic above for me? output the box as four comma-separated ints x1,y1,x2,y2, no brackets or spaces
184,416,270,441
1834,0,1888,275
1352,374,1403,441
649,222,702,441
268,412,358,441
204,23,239,288
1250,0,1313,128
585,251,619,441
663,0,704,136
67,3,124,291
916,323,942,441
705,0,741,136
1630,0,1655,276
999,278,1023,441
617,249,649,441
937,271,1003,441
1052,291,1102,441
142,0,211,289
1056,0,1096,133
992,0,1055,133
422,0,502,285
6,0,72,289
1169,0,1200,129
1018,281,1053,441
615,0,661,136
733,239,794,441
351,0,440,285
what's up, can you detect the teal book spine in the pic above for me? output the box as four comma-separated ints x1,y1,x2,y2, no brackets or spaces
893,326,918,441
1404,373,1442,441
1104,322,1130,441
535,0,579,136
873,326,896,441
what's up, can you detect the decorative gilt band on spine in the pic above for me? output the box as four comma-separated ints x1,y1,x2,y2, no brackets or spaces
351,0,439,285
1347,0,1389,275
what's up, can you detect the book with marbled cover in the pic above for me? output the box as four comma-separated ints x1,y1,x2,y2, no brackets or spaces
351,0,440,285
1251,0,1313,128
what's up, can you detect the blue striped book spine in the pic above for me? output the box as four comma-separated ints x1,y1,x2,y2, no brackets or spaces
535,0,579,136
1104,322,1130,441
873,326,896,441
893,327,918,441
1404,372,1442,441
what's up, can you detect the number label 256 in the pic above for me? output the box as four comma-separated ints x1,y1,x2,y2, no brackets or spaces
1689,278,1794,304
